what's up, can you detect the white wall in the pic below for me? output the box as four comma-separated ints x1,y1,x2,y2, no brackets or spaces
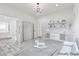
72,4,79,40
37,8,74,39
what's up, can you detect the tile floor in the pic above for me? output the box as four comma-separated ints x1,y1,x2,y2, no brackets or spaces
0,39,63,56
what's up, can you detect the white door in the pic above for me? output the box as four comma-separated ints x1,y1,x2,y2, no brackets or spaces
23,22,34,41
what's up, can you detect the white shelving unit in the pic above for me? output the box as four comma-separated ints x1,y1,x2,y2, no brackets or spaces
48,19,71,41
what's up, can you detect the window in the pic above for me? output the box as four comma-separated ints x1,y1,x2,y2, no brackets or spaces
0,22,9,33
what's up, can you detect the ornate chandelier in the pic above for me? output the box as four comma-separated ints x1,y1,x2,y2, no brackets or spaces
36,3,41,13
33,3,42,15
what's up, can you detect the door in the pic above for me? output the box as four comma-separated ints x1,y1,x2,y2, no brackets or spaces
23,21,34,41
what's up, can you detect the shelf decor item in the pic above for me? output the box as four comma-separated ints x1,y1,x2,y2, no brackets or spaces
48,20,52,28
61,19,66,28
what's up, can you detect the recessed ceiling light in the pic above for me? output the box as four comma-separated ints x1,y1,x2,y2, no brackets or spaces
56,4,59,7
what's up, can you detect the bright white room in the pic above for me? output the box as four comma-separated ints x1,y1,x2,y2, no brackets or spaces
0,3,79,56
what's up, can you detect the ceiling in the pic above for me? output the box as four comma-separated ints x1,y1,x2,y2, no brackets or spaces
4,3,74,18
